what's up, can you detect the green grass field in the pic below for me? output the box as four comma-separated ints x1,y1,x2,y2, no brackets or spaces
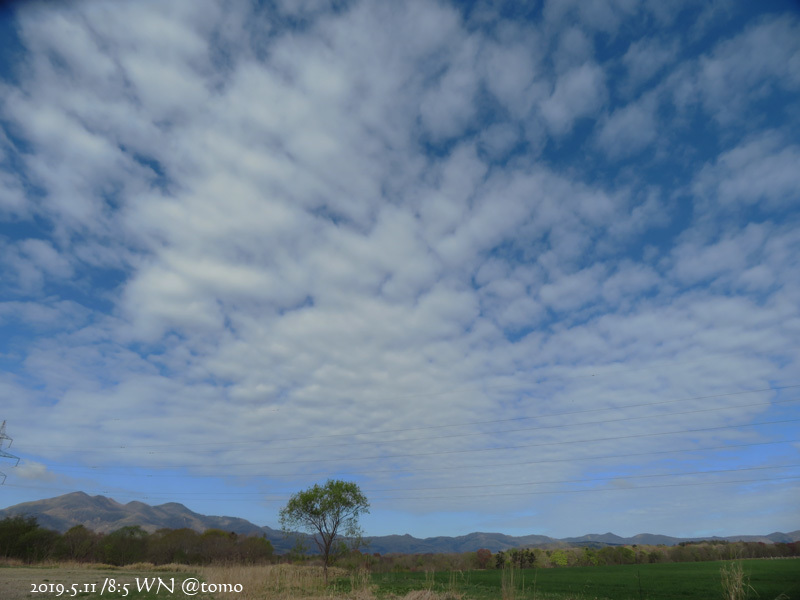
366,559,800,600
3,559,798,600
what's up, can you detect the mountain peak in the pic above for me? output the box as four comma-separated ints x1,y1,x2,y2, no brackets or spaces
1,492,797,554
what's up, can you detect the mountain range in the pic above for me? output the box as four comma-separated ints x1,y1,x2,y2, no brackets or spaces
2,492,798,554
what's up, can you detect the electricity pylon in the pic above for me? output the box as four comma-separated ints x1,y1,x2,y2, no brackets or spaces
0,420,20,485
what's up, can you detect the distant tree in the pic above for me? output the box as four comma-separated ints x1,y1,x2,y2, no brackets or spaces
199,528,236,562
55,525,98,562
550,549,568,567
476,548,492,569
0,515,58,561
582,547,599,566
506,548,536,568
0,515,40,559
279,480,369,584
147,528,199,564
235,535,274,564
20,526,58,562
102,526,147,566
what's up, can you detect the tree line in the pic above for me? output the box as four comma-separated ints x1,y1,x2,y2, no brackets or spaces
339,540,800,573
487,540,800,569
0,516,274,565
2,514,798,570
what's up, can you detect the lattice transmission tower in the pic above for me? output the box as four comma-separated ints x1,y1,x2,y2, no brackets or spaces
0,420,20,484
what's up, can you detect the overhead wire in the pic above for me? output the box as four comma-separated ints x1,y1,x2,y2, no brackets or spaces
29,383,800,450
9,384,799,508
360,464,800,494
40,437,800,477
102,416,800,467
14,417,800,470
27,464,800,495
368,476,800,501
6,470,799,502
118,396,800,454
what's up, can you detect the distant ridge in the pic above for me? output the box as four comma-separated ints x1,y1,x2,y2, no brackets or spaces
0,492,269,536
1,492,798,554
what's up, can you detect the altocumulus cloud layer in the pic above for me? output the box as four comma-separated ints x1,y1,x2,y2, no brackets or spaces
0,0,799,538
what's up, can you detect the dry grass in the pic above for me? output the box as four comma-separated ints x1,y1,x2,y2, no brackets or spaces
501,565,516,600
0,559,197,571
720,561,756,600
198,563,350,599
197,563,461,600
0,563,204,600
0,561,460,600
402,591,461,600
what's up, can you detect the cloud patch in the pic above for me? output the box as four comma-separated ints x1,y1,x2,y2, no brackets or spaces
0,0,798,539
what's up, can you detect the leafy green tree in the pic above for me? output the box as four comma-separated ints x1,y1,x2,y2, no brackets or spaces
279,479,369,584
550,549,568,567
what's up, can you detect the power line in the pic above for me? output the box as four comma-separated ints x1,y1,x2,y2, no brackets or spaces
33,464,800,495
360,464,800,494
366,476,800,502
18,417,800,470
38,396,800,457
30,383,800,450
125,397,800,455
261,397,799,452
6,473,799,503
304,438,800,478
178,416,800,466
38,438,800,478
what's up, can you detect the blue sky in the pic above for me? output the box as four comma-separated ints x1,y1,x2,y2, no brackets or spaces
0,0,799,540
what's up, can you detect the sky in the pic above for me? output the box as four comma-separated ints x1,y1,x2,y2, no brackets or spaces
0,0,799,541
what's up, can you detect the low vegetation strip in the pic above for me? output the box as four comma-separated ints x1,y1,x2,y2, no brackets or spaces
2,559,798,600
366,559,800,600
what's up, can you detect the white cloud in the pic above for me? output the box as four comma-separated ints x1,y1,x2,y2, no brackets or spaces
622,37,679,91
0,300,90,330
419,37,482,140
478,122,520,161
0,170,27,217
695,15,800,124
15,460,58,482
539,265,606,312
595,94,658,158
602,262,661,306
481,38,544,118
543,0,638,34
692,132,800,209
0,0,797,539
669,224,766,287
540,62,606,135
0,238,74,295
553,27,593,73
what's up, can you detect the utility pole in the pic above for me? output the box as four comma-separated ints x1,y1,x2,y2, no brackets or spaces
0,420,20,484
